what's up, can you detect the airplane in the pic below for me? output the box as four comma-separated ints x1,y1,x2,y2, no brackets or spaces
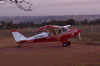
11,25,82,47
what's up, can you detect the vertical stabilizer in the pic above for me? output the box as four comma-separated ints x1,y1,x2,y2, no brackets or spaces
11,30,26,42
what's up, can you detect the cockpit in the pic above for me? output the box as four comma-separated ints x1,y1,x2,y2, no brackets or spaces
47,27,69,37
58,27,69,34
35,25,70,37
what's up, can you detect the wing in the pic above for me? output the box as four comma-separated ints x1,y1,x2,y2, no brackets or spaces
63,25,71,28
35,25,71,39
35,25,61,31
36,25,71,31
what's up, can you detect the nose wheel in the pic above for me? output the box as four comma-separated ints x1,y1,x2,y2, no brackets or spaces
63,41,71,47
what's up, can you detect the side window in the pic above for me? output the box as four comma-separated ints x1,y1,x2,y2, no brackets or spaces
58,30,62,34
62,28,68,32
48,33,51,36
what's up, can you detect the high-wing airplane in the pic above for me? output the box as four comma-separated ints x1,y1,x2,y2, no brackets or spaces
11,25,82,47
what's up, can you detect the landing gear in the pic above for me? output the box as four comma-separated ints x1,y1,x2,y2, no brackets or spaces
63,43,67,47
63,41,71,47
67,41,71,46
17,44,22,48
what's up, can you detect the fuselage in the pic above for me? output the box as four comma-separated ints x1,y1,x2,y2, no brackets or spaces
17,29,81,44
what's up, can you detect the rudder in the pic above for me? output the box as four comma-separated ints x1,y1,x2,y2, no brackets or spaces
11,30,26,42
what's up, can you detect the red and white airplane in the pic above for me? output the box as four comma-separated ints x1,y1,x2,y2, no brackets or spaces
11,25,81,47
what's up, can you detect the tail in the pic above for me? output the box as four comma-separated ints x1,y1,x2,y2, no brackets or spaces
11,30,26,42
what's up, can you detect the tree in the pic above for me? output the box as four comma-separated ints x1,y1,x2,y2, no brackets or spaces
95,19,100,25
6,21,13,29
0,0,33,11
80,19,89,25
0,21,7,29
66,19,76,25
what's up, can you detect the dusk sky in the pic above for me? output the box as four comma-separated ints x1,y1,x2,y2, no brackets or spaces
0,0,100,16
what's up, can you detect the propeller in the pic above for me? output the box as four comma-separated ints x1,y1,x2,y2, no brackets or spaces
78,29,82,40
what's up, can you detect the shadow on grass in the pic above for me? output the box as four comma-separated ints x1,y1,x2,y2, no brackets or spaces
0,45,17,49
0,44,63,50
18,45,63,49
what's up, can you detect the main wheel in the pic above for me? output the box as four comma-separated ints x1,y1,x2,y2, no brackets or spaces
63,41,71,47
63,43,68,47
67,41,71,46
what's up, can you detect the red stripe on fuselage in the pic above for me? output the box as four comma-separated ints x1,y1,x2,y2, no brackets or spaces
17,36,58,44
17,29,80,44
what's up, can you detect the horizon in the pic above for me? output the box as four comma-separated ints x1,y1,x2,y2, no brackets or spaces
0,14,100,17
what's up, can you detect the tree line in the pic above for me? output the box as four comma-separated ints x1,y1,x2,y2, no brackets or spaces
0,19,100,29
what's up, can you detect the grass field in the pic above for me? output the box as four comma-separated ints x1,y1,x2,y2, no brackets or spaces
0,26,100,66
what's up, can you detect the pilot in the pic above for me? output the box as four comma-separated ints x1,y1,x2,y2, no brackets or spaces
58,29,62,34
48,28,56,35
51,30,56,35
62,27,68,32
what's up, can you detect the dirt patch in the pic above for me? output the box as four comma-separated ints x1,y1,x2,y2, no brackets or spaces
0,39,100,66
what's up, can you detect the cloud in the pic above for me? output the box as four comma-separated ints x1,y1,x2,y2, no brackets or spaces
0,0,100,16
36,0,100,8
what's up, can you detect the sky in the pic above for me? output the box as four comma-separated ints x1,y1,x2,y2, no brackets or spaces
0,0,100,16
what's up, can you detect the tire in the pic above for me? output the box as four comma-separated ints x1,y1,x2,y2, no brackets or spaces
68,41,71,46
63,43,68,47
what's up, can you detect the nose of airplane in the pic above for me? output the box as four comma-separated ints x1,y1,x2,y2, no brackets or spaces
78,29,82,32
